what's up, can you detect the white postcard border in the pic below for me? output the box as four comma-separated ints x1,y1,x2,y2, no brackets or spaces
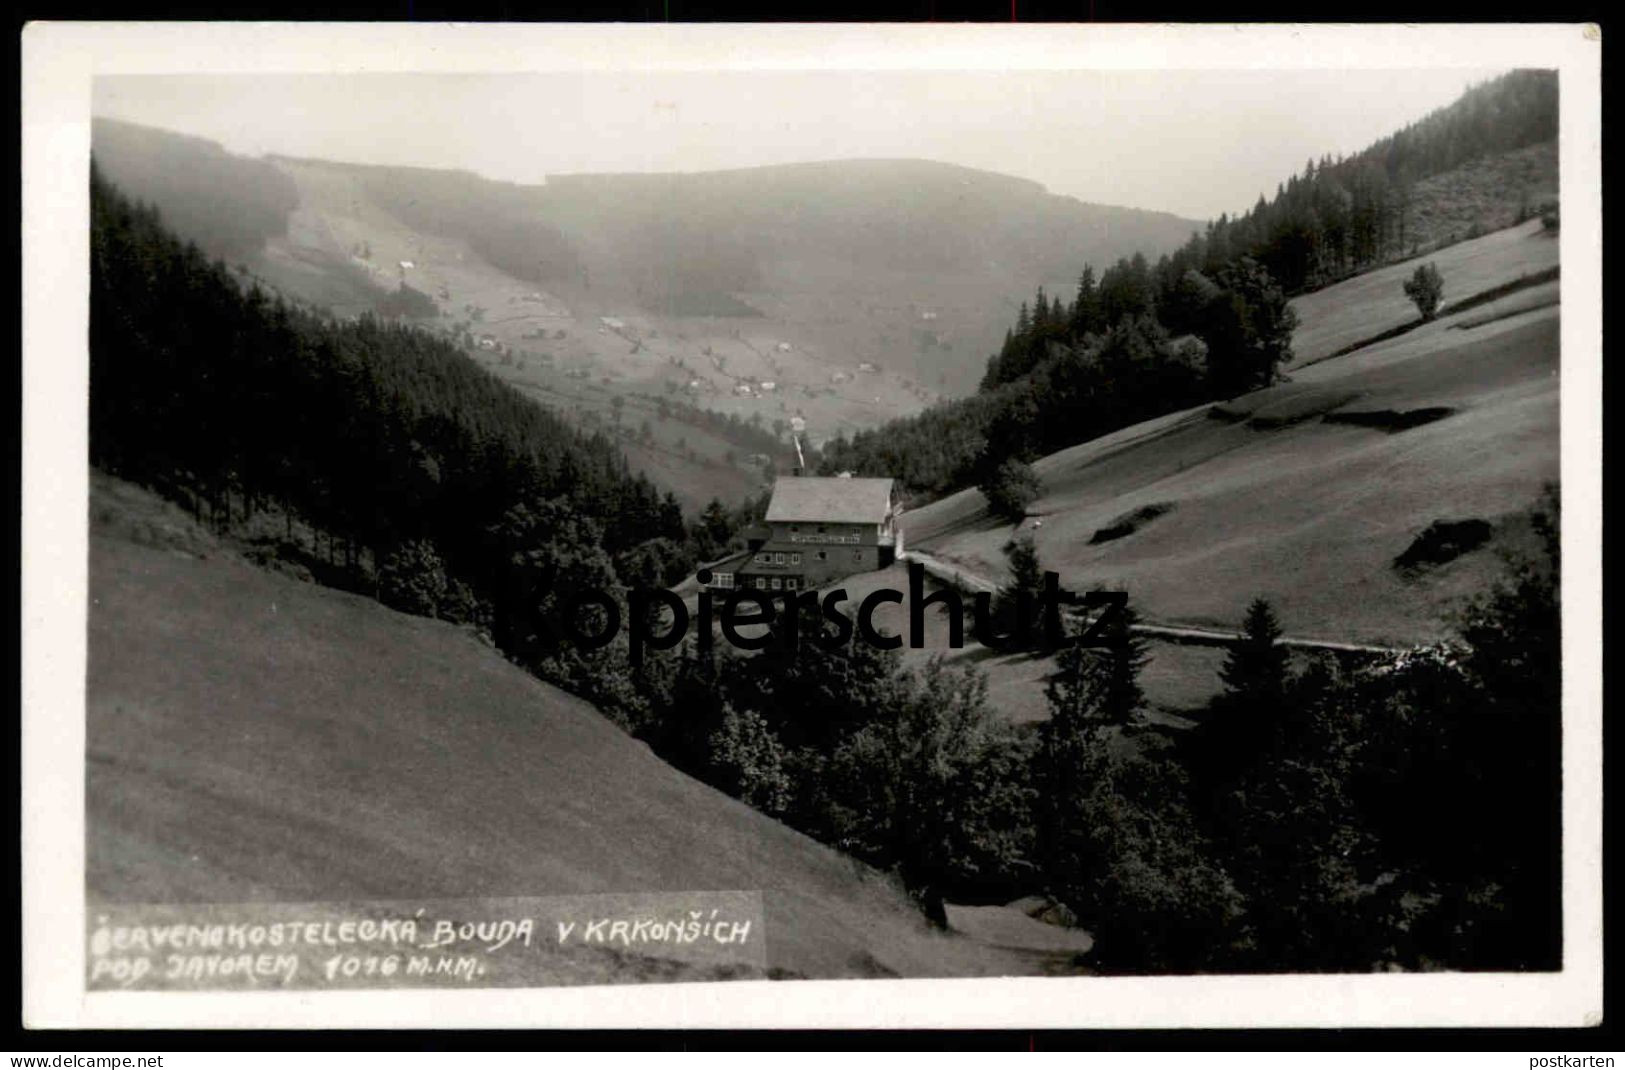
21,21,1604,1030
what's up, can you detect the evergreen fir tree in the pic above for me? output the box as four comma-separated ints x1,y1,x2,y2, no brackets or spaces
1070,265,1101,337
1045,600,1148,732
1036,595,1150,909
993,533,1045,638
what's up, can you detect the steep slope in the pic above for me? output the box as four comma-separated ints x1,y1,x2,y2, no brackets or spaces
86,475,1044,982
1288,217,1559,367
1402,139,1558,255
885,220,1559,717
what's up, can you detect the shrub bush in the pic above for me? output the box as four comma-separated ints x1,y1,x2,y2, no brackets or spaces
378,539,451,617
1403,262,1445,321
979,457,1043,519
707,705,793,817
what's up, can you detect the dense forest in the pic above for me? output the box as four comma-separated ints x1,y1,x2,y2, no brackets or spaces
351,165,587,287
818,255,1294,504
90,165,762,637
1157,68,1557,297
609,497,1560,973
819,69,1559,503
91,118,300,262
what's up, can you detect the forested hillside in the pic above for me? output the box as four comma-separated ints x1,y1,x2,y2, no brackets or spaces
1159,69,1557,296
347,162,588,287
90,164,1038,925
90,117,300,261
93,120,1201,409
90,165,769,634
818,255,1295,502
818,69,1559,503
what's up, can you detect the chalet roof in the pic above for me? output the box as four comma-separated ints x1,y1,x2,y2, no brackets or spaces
765,476,894,524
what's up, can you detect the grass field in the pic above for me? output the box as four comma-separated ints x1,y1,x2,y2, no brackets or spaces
884,221,1560,717
86,477,1091,983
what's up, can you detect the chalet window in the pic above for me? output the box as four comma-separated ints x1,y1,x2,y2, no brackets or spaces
774,552,786,564
853,549,864,562
790,553,801,564
771,577,782,590
786,578,798,591
755,552,770,564
816,551,827,561
713,573,734,589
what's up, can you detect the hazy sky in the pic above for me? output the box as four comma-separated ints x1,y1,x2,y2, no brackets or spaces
93,68,1505,221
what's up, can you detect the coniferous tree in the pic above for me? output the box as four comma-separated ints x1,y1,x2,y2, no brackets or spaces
1035,596,1243,971
992,533,1045,641
1045,600,1149,733
1003,533,1043,597
1213,596,1292,764
1070,265,1102,337
1219,597,1290,710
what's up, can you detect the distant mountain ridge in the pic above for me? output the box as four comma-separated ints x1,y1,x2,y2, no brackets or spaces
89,117,1202,505
263,148,1200,299
91,118,299,261
93,117,1199,335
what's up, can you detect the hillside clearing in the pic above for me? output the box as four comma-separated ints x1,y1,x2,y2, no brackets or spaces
884,223,1558,715
907,309,1555,644
87,476,1062,983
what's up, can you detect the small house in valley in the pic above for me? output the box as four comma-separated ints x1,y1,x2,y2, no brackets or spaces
701,476,902,594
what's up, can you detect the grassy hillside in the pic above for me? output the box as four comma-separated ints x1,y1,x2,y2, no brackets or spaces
86,474,1060,983
90,120,1199,510
1289,217,1559,367
884,221,1559,716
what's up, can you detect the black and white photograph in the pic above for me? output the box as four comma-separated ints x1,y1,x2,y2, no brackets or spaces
20,22,1603,1031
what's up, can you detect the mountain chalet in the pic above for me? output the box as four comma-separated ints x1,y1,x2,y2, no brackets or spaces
703,476,902,594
